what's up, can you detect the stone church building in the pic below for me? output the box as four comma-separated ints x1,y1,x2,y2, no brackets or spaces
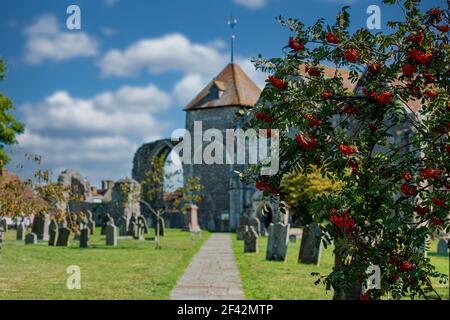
132,63,262,232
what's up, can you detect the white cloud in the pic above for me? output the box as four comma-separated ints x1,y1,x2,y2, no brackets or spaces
234,0,267,9
24,15,98,64
16,84,172,184
99,33,227,77
173,74,208,105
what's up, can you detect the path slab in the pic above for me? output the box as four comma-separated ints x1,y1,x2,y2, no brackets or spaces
171,233,245,300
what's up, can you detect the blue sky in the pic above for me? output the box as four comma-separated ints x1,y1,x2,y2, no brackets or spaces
0,0,443,186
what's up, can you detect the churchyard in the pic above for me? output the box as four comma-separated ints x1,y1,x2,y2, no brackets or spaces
0,228,209,300
233,236,449,300
0,221,447,300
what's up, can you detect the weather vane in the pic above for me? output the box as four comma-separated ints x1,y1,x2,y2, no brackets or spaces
227,15,237,64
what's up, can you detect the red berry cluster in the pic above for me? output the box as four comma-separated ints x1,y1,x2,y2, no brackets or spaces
268,75,288,91
338,144,357,156
295,132,317,150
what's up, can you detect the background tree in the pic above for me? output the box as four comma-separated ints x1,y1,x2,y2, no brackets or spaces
242,0,449,300
0,59,24,170
141,155,203,249
282,165,342,225
0,58,25,254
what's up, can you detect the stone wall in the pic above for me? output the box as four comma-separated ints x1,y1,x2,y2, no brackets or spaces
184,106,255,231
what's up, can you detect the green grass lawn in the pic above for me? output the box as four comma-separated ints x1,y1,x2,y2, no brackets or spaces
0,228,209,300
233,235,449,300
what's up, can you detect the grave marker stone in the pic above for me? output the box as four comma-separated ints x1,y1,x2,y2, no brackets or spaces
16,222,26,241
56,227,71,247
48,219,58,246
105,224,117,246
79,228,90,248
249,217,261,236
236,216,249,241
25,232,37,245
266,222,289,261
437,239,448,254
244,226,259,253
299,222,323,266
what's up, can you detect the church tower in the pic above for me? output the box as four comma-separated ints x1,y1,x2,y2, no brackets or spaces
183,63,261,231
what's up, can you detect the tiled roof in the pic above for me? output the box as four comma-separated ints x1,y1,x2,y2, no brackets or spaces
299,64,358,92
184,63,261,110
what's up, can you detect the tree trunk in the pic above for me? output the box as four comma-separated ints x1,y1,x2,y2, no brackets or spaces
332,250,362,300
155,213,161,250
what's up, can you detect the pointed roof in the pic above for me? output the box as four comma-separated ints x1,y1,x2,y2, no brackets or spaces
184,63,261,110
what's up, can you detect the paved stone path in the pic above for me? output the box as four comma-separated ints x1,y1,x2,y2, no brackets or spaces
171,233,245,300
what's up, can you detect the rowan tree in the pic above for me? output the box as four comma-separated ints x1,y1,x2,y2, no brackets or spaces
242,0,449,299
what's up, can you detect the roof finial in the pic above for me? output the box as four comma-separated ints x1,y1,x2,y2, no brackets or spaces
227,15,237,64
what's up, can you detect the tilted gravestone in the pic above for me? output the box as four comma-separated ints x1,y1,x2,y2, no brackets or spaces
16,223,26,241
56,227,71,247
48,219,59,246
244,226,259,253
437,239,448,254
236,216,249,241
298,222,323,266
248,217,261,236
266,222,289,261
25,232,37,245
105,224,117,246
79,228,90,248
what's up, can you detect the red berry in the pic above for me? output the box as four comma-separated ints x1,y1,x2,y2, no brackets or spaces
343,49,358,62
402,65,417,76
288,37,304,51
325,32,339,44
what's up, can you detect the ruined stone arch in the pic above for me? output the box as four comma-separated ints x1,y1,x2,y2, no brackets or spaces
132,138,181,224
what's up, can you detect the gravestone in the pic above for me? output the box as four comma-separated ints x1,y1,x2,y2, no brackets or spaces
32,215,49,240
266,222,289,261
101,213,113,235
25,232,37,245
105,224,117,246
0,218,7,232
87,211,96,235
16,223,26,241
299,222,323,266
128,216,138,237
119,216,130,236
236,216,249,241
184,204,201,232
48,219,59,246
437,239,448,254
79,228,90,248
244,226,259,253
249,217,261,236
137,216,148,233
56,227,71,247
136,216,148,240
289,235,297,243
